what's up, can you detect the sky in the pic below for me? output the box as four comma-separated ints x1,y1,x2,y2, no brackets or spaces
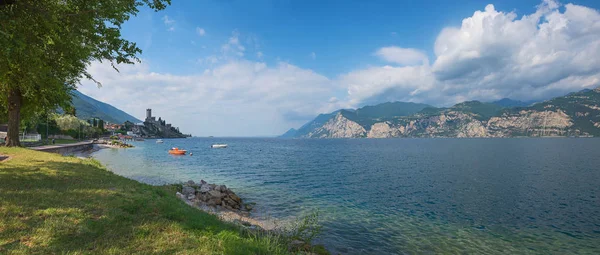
78,0,600,137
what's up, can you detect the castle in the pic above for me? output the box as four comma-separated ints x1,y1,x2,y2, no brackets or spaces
137,109,189,138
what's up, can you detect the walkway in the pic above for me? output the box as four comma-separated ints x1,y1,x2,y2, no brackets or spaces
30,141,94,152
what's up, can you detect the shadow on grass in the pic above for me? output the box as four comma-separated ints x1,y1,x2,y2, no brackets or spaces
0,153,286,254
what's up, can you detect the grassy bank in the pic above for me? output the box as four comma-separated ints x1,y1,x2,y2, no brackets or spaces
0,148,289,254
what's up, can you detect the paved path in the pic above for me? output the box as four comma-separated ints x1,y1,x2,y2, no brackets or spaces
30,141,94,152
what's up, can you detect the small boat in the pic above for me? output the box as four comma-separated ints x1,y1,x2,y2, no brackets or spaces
168,147,187,155
211,144,227,148
156,139,164,143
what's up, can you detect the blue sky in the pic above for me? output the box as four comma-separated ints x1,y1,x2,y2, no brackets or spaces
79,0,600,136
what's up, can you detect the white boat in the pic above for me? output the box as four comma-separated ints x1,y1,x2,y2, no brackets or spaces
156,139,164,143
211,144,227,148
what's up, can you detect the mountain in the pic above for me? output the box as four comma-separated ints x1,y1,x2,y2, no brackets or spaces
279,128,297,138
284,88,600,138
71,90,141,124
288,102,432,138
491,98,534,108
341,101,432,128
292,111,341,138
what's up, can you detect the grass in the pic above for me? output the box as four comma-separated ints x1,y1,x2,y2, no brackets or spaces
0,147,291,254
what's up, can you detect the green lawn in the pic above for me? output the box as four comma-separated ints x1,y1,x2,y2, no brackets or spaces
0,148,289,254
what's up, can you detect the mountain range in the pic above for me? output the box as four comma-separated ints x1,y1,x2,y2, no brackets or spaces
71,90,141,124
283,88,600,138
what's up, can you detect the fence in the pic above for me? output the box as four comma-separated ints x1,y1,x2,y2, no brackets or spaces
22,134,42,142
0,133,41,142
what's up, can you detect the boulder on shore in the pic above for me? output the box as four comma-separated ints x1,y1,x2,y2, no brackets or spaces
178,179,246,213
182,186,195,196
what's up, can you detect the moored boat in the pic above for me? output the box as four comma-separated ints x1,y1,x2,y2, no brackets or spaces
211,144,227,148
168,147,187,155
156,139,164,143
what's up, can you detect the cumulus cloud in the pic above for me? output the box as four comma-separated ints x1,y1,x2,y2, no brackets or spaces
78,60,333,136
375,47,429,66
162,15,175,31
196,27,206,36
81,1,600,135
338,0,600,107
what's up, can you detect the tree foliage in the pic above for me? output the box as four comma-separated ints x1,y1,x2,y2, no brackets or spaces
53,114,87,131
0,0,170,146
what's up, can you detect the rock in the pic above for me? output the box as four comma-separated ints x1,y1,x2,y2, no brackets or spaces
208,190,223,199
185,180,196,186
199,184,211,193
215,185,227,192
182,186,195,196
207,197,222,206
176,192,185,200
187,194,195,200
233,219,252,226
223,197,235,205
198,193,209,202
228,193,242,204
244,203,254,211
200,179,207,185
209,184,216,190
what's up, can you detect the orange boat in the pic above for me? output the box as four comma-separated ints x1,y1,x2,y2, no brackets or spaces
168,147,187,155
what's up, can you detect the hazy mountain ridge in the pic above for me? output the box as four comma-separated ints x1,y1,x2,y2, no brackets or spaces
285,88,600,138
71,90,141,124
491,98,535,108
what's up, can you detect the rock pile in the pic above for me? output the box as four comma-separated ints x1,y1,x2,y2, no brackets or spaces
177,180,249,211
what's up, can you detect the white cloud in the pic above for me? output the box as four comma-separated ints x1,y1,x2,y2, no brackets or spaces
162,15,175,31
310,52,316,60
79,60,334,136
80,1,600,136
196,27,206,36
221,30,245,57
338,0,600,107
390,32,398,36
375,47,429,66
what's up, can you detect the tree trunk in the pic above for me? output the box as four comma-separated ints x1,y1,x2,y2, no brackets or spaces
6,87,22,147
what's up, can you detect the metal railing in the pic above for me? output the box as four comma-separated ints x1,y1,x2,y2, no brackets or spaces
22,134,42,142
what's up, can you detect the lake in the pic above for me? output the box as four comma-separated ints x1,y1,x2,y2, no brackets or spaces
88,138,600,254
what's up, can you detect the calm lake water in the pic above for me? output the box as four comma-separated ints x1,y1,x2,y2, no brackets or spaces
88,138,600,254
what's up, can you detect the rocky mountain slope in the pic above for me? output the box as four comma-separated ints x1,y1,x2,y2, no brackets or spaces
286,88,600,138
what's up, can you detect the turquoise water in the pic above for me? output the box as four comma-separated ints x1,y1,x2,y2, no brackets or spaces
88,138,600,254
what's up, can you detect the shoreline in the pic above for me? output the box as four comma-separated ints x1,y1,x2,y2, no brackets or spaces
0,147,297,254
178,194,278,231
71,142,328,254
82,144,281,231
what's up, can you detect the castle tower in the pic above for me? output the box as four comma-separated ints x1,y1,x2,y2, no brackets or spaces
146,109,152,120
